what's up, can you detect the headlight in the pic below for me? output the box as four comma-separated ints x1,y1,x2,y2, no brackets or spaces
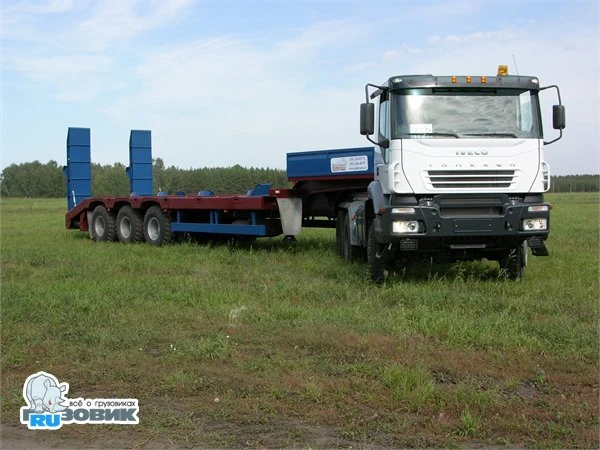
393,220,420,233
522,218,547,230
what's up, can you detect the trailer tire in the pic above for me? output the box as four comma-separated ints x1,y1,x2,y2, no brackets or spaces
90,206,116,242
337,210,364,261
116,206,144,244
500,242,527,280
336,210,344,257
143,206,173,246
367,222,386,283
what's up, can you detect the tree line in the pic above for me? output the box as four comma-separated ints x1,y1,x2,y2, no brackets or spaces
551,175,600,193
0,159,598,198
0,159,289,198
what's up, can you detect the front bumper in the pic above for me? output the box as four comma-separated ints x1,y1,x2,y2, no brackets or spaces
375,195,550,254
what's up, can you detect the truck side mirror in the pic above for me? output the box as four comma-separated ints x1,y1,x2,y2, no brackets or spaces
553,105,565,130
360,103,374,135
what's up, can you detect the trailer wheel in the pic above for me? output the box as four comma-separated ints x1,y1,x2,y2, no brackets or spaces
337,210,364,261
116,206,144,243
143,206,173,246
367,222,386,283
500,242,527,280
90,206,116,242
336,210,344,257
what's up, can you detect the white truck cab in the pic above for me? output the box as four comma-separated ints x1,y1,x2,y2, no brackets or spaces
356,66,565,281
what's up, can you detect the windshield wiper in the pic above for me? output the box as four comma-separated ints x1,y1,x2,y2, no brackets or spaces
463,132,519,138
401,132,460,138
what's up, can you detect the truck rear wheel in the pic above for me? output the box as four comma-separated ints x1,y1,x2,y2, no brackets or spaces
500,242,527,280
367,222,386,283
116,206,144,243
336,209,365,261
90,206,116,242
336,210,344,257
143,206,173,246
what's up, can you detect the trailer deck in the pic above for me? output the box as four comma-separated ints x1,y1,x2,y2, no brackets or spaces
64,127,375,242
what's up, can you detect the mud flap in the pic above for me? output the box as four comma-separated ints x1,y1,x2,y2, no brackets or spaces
276,198,303,237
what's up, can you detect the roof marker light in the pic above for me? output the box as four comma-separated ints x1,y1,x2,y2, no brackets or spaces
481,76,487,83
466,76,472,83
451,76,457,83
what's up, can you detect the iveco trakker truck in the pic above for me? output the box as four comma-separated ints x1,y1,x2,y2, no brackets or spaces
65,66,564,283
341,66,565,281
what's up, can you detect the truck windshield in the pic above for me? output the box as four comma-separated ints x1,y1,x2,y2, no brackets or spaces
391,88,542,139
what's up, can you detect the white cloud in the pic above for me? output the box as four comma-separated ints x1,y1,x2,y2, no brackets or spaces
344,61,377,73
4,0,75,15
382,44,424,61
9,54,112,80
436,27,520,44
382,50,399,61
3,0,194,101
96,26,368,168
274,19,364,57
6,54,115,101
76,0,193,51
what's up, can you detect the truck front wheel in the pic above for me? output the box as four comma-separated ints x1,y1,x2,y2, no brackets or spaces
367,222,386,283
500,242,528,280
90,206,116,242
143,206,173,246
337,210,364,261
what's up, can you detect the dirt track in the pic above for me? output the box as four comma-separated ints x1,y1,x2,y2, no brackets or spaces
1,420,355,449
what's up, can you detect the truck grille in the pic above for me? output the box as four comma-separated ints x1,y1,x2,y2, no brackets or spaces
425,170,516,189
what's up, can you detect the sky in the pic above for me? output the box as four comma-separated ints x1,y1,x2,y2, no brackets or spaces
1,0,599,175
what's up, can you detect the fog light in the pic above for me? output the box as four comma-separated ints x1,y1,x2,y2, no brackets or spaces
522,218,547,230
527,205,549,212
393,220,420,233
391,207,416,214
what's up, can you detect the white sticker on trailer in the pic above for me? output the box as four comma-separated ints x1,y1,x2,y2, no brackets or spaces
330,155,369,173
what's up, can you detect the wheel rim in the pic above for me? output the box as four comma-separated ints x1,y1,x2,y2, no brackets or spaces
147,217,160,241
94,216,106,237
120,217,132,239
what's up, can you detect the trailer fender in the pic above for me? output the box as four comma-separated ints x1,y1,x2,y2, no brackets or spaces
276,197,302,237
346,201,365,247
367,181,387,214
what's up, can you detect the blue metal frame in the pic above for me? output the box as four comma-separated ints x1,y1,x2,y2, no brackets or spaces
247,183,272,196
287,147,374,179
63,127,92,211
126,130,152,196
170,210,267,236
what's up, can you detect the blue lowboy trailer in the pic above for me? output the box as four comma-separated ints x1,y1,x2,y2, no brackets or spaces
64,127,375,250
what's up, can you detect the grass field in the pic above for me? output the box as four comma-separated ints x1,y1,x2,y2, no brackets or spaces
1,194,598,448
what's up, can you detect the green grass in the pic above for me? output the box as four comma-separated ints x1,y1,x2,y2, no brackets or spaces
1,194,598,448
381,364,435,411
